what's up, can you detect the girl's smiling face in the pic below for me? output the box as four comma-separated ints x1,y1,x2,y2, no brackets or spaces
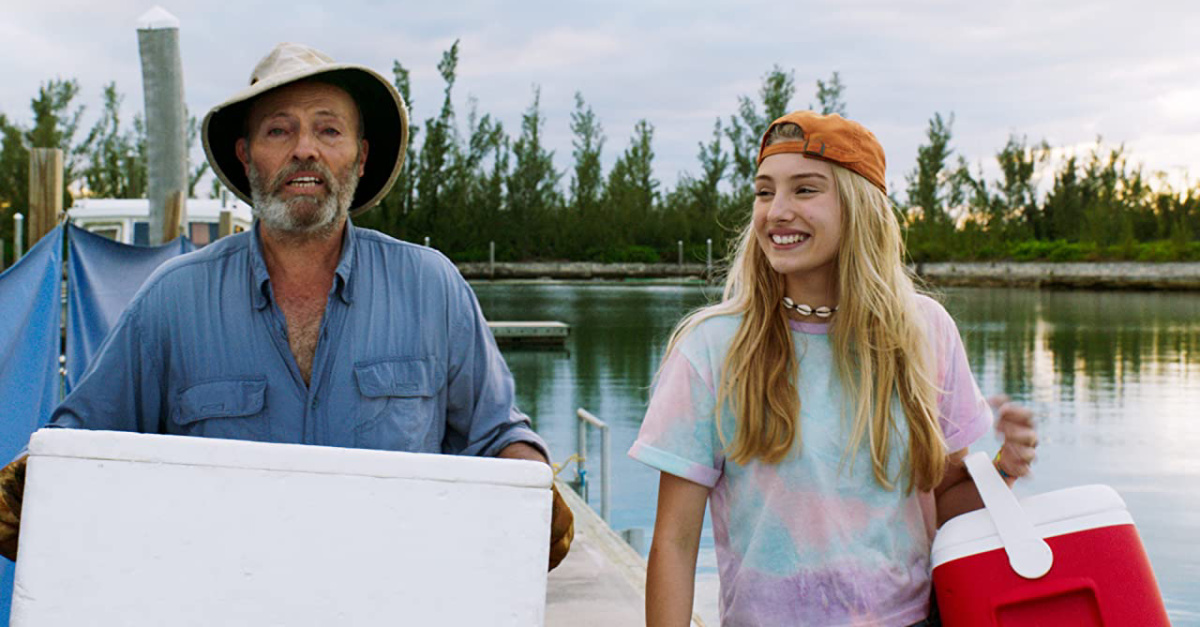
752,152,843,293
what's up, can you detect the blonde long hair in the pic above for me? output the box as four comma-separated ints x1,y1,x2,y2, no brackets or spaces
660,141,946,492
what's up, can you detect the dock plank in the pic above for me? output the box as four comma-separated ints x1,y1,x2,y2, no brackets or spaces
489,321,570,347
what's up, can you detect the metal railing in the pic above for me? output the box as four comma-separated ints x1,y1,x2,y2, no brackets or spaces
575,407,611,523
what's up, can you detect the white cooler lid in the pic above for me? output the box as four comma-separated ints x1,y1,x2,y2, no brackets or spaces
931,484,1133,568
28,428,552,489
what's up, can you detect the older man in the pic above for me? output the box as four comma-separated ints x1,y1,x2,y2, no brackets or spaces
0,43,572,569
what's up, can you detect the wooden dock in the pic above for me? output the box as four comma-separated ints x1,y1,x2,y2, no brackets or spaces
488,321,570,347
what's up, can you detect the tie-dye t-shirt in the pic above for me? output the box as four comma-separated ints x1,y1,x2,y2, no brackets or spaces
630,295,992,626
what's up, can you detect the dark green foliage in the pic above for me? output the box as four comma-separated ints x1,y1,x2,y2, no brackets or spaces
569,92,604,217
604,119,658,247
410,41,461,245
355,60,420,238
29,78,89,193
905,112,955,225
812,72,847,116
667,118,731,251
902,121,1197,263
506,86,563,259
82,83,146,199
0,115,25,266
902,113,959,259
567,92,605,254
726,65,794,194
0,78,90,266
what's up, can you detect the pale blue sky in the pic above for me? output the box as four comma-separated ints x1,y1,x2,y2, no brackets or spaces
3,0,1198,198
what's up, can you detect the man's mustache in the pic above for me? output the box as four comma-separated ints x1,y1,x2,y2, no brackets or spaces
266,159,338,194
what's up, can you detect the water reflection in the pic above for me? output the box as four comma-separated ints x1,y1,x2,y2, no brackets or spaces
474,282,1200,625
946,288,1200,405
943,288,1200,624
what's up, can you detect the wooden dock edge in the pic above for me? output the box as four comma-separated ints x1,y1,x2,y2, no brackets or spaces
554,479,708,627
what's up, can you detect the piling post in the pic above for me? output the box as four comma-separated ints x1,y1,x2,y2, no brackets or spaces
14,212,24,259
424,236,430,248
138,7,189,245
706,238,713,281
678,240,683,270
218,210,233,239
163,190,185,241
489,241,496,279
28,148,64,249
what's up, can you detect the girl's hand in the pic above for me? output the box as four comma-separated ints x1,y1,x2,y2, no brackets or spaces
989,395,1038,484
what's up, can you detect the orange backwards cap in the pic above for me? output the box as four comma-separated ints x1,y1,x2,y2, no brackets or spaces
757,111,887,194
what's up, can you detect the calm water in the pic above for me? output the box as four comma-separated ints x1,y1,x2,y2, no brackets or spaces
474,283,1200,625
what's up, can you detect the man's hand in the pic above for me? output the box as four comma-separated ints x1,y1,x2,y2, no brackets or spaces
990,395,1038,484
0,455,28,562
496,443,575,571
547,483,574,570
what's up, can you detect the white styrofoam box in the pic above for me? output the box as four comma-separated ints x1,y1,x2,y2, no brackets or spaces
12,428,552,626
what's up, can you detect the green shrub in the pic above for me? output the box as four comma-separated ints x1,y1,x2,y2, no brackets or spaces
1009,240,1054,261
1047,242,1087,262
612,245,662,264
449,247,489,263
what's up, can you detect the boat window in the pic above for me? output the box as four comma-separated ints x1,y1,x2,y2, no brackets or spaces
86,224,122,242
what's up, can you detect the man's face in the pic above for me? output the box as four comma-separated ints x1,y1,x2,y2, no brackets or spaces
235,81,369,238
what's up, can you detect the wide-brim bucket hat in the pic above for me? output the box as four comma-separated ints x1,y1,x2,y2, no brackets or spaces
202,42,409,216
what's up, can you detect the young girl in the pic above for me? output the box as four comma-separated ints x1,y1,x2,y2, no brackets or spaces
629,111,1038,627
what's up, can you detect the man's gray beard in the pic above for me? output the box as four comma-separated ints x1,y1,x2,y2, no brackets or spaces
248,159,359,242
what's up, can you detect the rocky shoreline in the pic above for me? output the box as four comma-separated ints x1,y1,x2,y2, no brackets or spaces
457,261,709,281
913,262,1200,290
457,261,1200,290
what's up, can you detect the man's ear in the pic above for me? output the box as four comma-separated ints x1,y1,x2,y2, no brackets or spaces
235,138,251,175
358,139,369,177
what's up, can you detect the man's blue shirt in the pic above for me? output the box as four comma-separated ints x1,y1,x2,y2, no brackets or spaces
50,221,545,458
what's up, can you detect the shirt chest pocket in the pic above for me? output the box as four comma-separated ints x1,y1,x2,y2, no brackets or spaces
173,377,270,441
353,358,445,452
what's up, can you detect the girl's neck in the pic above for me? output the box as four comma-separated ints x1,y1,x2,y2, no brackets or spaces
782,268,838,309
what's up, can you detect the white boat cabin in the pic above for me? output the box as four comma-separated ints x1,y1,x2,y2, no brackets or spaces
68,197,254,247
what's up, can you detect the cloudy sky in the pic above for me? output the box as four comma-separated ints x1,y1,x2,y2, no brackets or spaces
3,0,1198,199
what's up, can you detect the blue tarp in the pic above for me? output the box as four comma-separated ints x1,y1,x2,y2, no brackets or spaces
65,223,194,391
0,225,64,624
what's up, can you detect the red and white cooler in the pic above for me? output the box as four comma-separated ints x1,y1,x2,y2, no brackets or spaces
931,452,1169,626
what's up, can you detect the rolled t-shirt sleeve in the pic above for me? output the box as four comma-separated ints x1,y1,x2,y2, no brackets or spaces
629,343,724,488
920,297,993,452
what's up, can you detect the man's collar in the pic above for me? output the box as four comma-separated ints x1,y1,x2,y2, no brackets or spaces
249,218,358,310
334,219,357,304
249,223,271,310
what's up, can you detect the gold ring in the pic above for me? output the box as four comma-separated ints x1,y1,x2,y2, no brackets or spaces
993,449,1011,479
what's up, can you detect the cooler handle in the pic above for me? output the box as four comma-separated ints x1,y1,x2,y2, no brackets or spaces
964,451,1053,579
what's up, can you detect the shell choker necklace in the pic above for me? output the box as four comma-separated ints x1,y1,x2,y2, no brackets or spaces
782,296,838,318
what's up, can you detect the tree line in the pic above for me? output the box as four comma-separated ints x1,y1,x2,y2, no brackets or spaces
903,114,1199,262
1,41,1196,267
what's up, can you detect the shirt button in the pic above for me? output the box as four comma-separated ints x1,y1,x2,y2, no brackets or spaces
311,396,319,410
